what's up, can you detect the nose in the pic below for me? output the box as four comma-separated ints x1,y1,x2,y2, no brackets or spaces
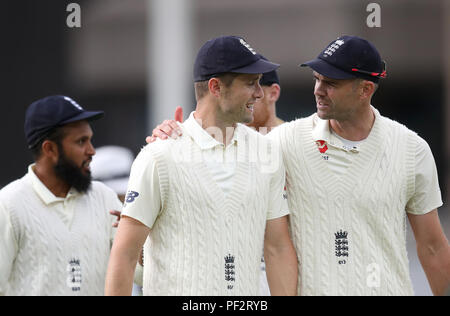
254,82,264,99
87,140,96,156
314,80,326,97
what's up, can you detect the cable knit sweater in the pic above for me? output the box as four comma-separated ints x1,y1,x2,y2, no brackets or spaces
273,112,419,296
123,123,286,296
0,173,121,296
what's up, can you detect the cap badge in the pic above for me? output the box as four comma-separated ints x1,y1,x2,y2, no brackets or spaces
239,38,257,55
323,39,345,58
64,96,84,111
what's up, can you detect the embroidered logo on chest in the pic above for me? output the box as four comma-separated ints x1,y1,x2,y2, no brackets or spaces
66,258,82,291
316,140,328,154
224,254,236,290
335,230,349,265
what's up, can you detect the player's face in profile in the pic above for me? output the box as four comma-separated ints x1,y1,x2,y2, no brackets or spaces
313,71,361,121
53,120,95,192
220,73,264,124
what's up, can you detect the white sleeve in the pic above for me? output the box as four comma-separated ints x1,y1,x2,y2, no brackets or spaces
121,146,162,228
406,136,443,215
266,143,289,220
0,202,18,295
264,125,290,219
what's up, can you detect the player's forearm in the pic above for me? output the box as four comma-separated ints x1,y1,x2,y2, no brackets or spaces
418,242,450,296
105,251,137,296
264,244,298,296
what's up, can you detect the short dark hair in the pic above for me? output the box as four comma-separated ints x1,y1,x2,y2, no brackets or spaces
29,126,66,160
352,78,379,96
194,73,240,101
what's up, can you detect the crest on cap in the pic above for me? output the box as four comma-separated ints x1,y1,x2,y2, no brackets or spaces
64,96,83,111
239,38,257,55
323,39,345,58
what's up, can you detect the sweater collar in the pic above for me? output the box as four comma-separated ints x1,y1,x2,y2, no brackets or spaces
311,106,381,153
183,111,241,149
28,164,80,205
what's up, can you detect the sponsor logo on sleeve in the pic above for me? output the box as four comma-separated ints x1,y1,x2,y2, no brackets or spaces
125,190,140,203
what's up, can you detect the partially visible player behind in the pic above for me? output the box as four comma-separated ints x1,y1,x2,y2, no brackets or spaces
246,55,285,133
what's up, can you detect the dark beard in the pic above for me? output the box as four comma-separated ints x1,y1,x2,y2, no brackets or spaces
53,150,92,193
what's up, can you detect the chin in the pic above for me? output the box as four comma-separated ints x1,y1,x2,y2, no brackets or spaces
243,111,254,123
241,116,253,124
317,110,331,120
83,171,91,178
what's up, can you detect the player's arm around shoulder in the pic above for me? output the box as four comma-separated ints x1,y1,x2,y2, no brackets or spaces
265,120,300,166
265,118,303,145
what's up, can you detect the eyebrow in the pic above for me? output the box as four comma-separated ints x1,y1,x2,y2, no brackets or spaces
75,133,92,141
313,74,339,85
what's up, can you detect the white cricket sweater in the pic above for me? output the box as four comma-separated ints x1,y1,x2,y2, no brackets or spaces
275,112,421,296
124,123,286,296
0,172,121,296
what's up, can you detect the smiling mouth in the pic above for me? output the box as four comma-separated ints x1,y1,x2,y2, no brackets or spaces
246,103,254,112
317,100,329,107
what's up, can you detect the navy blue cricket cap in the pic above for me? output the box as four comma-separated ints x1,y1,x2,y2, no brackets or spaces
258,55,280,86
301,35,386,83
25,95,104,149
193,36,280,82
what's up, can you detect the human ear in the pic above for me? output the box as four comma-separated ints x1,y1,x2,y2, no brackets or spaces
208,78,221,98
269,84,281,102
41,140,60,164
361,81,375,99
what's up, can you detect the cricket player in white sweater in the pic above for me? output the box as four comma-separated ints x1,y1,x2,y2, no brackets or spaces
148,64,287,296
0,95,123,295
276,35,449,296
